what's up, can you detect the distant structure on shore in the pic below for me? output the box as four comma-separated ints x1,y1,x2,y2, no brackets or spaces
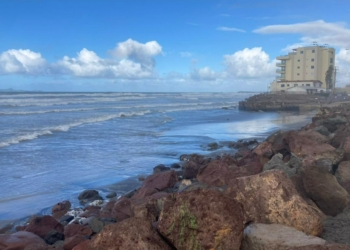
269,45,336,94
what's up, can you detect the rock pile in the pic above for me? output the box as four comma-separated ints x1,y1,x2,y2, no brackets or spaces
3,104,350,249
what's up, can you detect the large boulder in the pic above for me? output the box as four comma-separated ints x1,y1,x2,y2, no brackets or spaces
197,158,262,187
302,165,350,216
335,161,350,194
24,216,64,240
0,231,46,250
182,160,200,179
99,196,131,222
63,224,93,238
86,217,171,250
157,189,244,250
342,137,350,161
286,131,343,164
141,170,178,191
314,116,347,133
241,223,326,250
225,170,323,236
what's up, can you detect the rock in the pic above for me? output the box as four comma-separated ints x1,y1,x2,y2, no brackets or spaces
197,158,262,187
179,182,209,192
52,201,71,220
225,170,323,236
77,190,103,205
78,206,100,218
302,165,350,216
342,136,350,161
315,116,347,133
88,217,171,249
297,129,329,144
63,235,87,250
315,158,334,173
177,179,192,192
207,142,219,150
87,217,104,233
252,141,274,165
23,243,64,249
234,147,252,160
106,192,117,199
170,163,181,169
153,164,170,174
314,125,331,136
321,208,350,246
0,231,46,250
142,170,178,191
24,215,64,240
59,216,74,226
263,153,301,177
63,224,93,238
157,189,244,250
335,161,350,194
71,240,90,250
44,230,65,245
182,160,200,179
286,131,343,164
241,223,326,250
131,187,158,200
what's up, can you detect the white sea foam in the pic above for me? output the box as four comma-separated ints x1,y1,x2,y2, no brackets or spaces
0,110,151,148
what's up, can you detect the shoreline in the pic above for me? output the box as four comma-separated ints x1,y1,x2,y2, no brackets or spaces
0,110,316,229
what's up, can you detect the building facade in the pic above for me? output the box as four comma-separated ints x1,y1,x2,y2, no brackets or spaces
272,45,335,93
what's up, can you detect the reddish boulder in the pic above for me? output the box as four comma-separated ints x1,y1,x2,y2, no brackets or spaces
78,205,100,218
24,215,64,239
63,235,87,250
24,243,64,249
52,201,71,220
98,196,131,222
252,141,273,165
197,159,262,187
63,224,93,238
0,231,45,250
131,187,158,200
225,170,323,236
302,165,350,216
71,240,90,250
342,137,350,161
286,131,343,164
141,170,178,191
157,189,244,250
297,129,328,144
335,161,350,194
87,217,171,249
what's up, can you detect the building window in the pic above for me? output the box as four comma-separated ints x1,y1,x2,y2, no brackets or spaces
281,84,285,87
297,66,300,69
287,84,290,87
294,84,298,86
306,84,310,86
302,84,304,86
311,66,314,69
298,59,300,62
330,58,333,63
297,73,300,75
300,51,304,54
312,50,315,53
311,58,314,62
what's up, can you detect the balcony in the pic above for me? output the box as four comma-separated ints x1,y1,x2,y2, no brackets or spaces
276,63,286,67
276,55,290,60
276,69,285,73
276,76,285,81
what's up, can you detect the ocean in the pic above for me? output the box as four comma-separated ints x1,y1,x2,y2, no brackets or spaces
0,92,313,221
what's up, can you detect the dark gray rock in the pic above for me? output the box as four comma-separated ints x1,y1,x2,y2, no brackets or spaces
78,190,103,205
44,230,65,245
153,164,170,174
170,163,181,169
106,192,117,199
59,215,74,225
314,125,331,136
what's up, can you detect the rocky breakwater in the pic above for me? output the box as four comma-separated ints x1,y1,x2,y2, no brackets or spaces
239,93,327,111
4,105,350,249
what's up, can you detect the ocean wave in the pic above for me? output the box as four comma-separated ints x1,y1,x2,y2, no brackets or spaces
0,110,151,148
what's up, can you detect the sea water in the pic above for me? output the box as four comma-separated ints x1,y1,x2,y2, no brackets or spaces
0,92,312,220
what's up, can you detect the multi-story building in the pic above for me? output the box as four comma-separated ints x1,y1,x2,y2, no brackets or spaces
270,45,335,93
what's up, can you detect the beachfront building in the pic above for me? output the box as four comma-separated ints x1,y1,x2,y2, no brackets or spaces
270,45,335,93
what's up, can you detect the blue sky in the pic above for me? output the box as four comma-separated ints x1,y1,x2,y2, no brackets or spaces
1,0,350,92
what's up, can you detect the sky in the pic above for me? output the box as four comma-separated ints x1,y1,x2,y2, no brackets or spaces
1,0,350,92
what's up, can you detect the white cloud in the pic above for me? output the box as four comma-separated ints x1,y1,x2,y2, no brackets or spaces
0,49,46,75
223,47,275,78
254,20,350,48
190,67,218,81
56,48,154,79
110,38,162,69
217,27,246,33
180,52,192,58
336,49,350,86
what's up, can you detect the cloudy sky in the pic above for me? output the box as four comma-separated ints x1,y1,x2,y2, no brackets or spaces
1,0,350,92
